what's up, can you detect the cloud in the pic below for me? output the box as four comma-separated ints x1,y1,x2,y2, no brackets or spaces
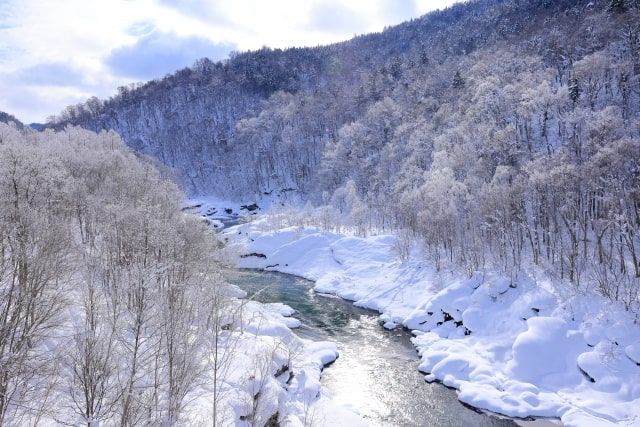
0,47,10,63
305,0,421,37
105,32,236,80
126,21,156,37
307,2,368,34
0,0,462,122
157,0,229,25
17,62,85,87
0,82,90,124
0,1,16,30
379,0,419,24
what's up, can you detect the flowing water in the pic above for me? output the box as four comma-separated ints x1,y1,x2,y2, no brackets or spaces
223,268,523,427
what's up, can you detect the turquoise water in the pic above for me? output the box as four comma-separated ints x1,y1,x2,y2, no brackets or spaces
224,269,519,427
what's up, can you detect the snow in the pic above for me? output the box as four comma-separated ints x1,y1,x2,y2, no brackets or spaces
507,317,585,385
185,296,365,426
626,343,640,365
185,193,302,230
223,215,640,427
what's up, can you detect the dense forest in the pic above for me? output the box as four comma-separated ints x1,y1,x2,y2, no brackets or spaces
0,123,245,424
50,0,640,311
0,121,346,425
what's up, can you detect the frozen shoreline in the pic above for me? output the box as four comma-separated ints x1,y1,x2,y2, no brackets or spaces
185,278,367,426
215,208,640,427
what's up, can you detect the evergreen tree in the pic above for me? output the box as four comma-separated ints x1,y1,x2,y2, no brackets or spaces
389,56,403,79
452,71,465,89
568,76,581,103
418,47,429,65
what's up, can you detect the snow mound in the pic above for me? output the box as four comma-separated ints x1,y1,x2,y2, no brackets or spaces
507,317,585,385
626,343,640,365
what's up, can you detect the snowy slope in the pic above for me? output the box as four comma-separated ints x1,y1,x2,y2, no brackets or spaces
224,216,640,427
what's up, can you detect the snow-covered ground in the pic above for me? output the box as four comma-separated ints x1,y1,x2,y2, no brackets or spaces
185,193,301,226
186,286,365,426
181,196,366,426
215,207,640,427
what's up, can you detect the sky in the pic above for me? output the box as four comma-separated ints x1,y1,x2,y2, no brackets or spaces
0,0,460,123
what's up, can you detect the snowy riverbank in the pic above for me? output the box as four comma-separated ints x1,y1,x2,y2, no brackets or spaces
188,285,365,426
182,197,366,426
217,211,640,427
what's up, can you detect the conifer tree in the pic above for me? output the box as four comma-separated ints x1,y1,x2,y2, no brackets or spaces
568,76,581,103
452,71,465,89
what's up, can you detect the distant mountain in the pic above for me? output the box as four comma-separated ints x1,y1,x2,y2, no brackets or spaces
0,111,42,131
0,111,24,129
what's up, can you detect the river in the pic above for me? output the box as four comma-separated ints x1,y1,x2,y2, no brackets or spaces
223,268,526,427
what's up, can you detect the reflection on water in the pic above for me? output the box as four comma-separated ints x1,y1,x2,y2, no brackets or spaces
224,269,518,427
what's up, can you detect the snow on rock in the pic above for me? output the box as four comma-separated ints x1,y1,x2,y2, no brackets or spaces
186,195,243,220
307,341,339,366
404,277,476,331
265,301,296,317
183,267,362,426
626,343,640,365
380,312,402,330
224,218,640,426
577,342,640,397
264,302,302,329
246,227,304,256
210,218,224,229
507,317,585,386
383,321,398,329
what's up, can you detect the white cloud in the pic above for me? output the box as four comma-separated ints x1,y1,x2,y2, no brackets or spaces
306,2,369,33
15,62,86,87
0,0,461,123
106,32,235,79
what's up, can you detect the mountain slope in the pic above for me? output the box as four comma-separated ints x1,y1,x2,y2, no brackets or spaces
49,0,640,312
49,0,625,196
0,111,24,129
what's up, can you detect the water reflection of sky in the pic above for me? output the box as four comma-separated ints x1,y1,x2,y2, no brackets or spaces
224,269,518,427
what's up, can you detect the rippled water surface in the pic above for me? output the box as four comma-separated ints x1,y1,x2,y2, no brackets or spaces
224,269,519,427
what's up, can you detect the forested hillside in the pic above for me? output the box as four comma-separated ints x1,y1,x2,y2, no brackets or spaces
0,111,24,129
0,123,229,424
0,122,355,425
50,0,640,310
